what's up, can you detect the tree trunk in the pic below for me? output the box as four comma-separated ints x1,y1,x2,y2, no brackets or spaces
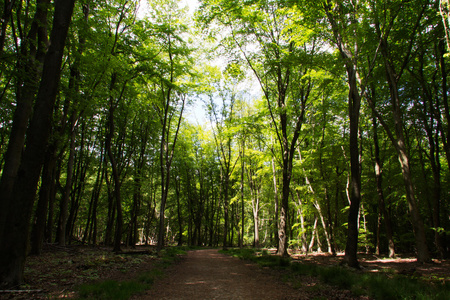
175,176,183,246
249,173,260,248
0,0,50,237
240,141,245,248
105,73,124,253
343,64,362,268
104,171,115,246
271,156,279,248
309,216,319,252
30,143,57,254
0,0,14,54
222,174,230,249
372,113,395,257
370,2,431,263
324,0,365,268
0,0,75,286
278,162,288,256
438,40,450,171
57,113,77,246
384,61,431,262
294,190,308,253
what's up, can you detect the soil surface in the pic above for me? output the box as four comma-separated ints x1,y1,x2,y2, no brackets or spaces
133,249,307,299
1,246,449,299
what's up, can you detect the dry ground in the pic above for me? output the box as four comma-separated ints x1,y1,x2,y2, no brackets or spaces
0,245,448,299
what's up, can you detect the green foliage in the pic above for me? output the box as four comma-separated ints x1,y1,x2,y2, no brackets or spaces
318,266,354,289
221,248,291,268
158,246,188,266
75,246,186,299
77,280,147,300
2,0,450,288
221,248,450,299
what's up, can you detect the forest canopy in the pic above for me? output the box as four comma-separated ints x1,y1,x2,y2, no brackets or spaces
0,0,449,287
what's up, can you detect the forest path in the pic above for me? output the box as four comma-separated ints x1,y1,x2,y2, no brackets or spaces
134,249,305,299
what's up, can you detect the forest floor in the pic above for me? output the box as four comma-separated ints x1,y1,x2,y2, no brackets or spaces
1,245,449,299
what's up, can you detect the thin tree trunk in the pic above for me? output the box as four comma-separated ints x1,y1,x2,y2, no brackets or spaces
438,39,450,171
57,113,77,246
30,143,57,254
271,155,279,248
372,113,395,258
309,216,319,252
294,190,308,253
105,73,125,253
175,175,183,246
240,141,245,248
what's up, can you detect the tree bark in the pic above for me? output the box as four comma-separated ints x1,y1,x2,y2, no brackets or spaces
271,155,279,248
324,0,364,268
239,141,245,248
0,0,50,237
294,189,308,253
372,113,395,258
175,175,183,246
0,0,75,287
383,58,431,263
30,143,57,254
105,73,125,253
344,65,362,268
57,113,77,246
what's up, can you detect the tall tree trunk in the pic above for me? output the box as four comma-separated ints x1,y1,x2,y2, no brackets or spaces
271,155,279,248
294,190,308,253
439,38,450,171
369,1,431,263
239,141,245,248
248,168,260,248
416,64,447,258
308,216,319,251
0,0,49,237
279,154,290,256
84,150,104,245
175,175,183,246
372,113,395,258
157,88,185,251
0,0,14,54
30,143,57,254
105,73,124,253
0,0,75,286
57,113,77,246
104,170,115,246
383,60,431,262
222,173,230,249
344,64,362,268
324,0,381,268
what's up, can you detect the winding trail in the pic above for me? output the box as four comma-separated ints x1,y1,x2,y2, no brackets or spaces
135,249,304,299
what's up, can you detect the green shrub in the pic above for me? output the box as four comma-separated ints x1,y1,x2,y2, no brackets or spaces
290,262,318,276
77,280,147,300
318,266,355,289
76,246,187,299
217,248,450,300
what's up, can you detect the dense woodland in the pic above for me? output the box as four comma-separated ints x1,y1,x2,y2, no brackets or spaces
1,0,450,288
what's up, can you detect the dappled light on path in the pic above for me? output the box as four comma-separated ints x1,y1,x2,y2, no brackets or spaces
134,249,305,299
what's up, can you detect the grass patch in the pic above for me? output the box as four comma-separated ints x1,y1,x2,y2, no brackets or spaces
221,248,450,300
75,246,187,299
77,280,147,300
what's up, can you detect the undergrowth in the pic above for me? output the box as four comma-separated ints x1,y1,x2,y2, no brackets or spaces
75,246,188,300
221,248,450,300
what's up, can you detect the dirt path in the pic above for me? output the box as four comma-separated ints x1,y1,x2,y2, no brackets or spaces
134,249,305,300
